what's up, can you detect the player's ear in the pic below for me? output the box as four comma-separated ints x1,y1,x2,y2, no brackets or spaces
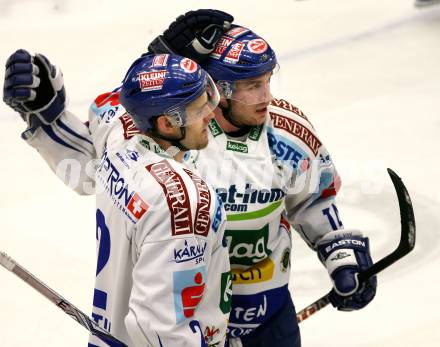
155,115,177,135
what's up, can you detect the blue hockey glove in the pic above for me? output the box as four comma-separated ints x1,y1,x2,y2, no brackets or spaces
317,230,377,311
148,9,234,63
3,49,66,126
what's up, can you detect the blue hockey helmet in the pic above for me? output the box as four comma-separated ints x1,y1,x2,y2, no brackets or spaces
203,26,278,81
202,26,278,105
119,53,219,132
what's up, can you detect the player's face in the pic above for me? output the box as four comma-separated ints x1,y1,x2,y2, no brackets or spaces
225,71,274,127
181,92,215,150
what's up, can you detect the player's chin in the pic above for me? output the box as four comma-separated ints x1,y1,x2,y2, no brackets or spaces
194,130,210,149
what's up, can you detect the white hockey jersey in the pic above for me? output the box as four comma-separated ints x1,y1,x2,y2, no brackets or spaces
24,91,231,347
23,92,343,340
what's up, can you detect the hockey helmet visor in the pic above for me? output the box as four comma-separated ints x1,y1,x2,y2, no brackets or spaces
165,74,220,127
216,64,279,106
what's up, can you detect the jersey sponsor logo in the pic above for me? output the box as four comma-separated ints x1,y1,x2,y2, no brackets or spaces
225,225,272,266
119,113,141,139
173,267,206,323
180,58,198,73
212,195,224,233
267,131,305,169
270,98,310,123
138,70,167,92
94,91,120,108
173,240,207,264
92,92,121,123
97,152,149,223
247,39,268,54
125,149,140,162
220,272,233,314
116,151,131,169
146,160,194,236
211,36,234,59
226,27,250,38
184,169,211,237
224,42,245,64
226,140,248,153
232,258,274,284
208,119,223,137
228,285,289,335
150,54,169,67
248,125,263,141
270,112,322,155
216,184,285,213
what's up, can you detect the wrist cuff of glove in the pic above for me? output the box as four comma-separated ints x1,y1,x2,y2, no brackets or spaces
148,35,176,54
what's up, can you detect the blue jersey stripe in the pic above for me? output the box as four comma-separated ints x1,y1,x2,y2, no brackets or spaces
41,124,85,154
56,118,93,145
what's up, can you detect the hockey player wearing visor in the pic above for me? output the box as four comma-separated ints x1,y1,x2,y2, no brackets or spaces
3,9,377,347
149,16,378,347
4,52,231,347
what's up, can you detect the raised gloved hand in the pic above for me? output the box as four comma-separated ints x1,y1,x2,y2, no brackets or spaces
3,49,66,127
148,9,234,63
317,230,377,311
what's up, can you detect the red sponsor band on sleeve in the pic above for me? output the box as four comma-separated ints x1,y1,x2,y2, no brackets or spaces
146,160,194,236
269,112,322,156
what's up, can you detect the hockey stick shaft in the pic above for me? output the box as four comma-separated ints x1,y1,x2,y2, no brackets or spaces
0,251,127,346
296,168,416,323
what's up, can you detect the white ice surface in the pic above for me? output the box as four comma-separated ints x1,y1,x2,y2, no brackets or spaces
0,0,439,346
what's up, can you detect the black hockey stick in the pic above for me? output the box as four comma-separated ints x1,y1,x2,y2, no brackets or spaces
0,251,128,346
296,168,416,323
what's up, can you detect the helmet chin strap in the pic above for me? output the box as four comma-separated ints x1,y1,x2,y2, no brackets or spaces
151,127,189,152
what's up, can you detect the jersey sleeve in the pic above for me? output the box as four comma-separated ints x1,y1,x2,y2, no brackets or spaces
268,99,345,248
22,109,97,195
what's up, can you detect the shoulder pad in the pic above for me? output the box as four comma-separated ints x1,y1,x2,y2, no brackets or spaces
268,110,322,157
270,98,313,128
90,89,123,124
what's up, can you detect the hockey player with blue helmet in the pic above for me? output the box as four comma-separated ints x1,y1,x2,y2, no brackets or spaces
4,51,231,346
151,22,377,347
119,53,220,154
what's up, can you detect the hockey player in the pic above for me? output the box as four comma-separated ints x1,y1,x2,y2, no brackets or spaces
4,51,231,347
3,10,377,347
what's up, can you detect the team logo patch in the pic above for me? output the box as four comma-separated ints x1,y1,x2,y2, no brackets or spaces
247,39,268,54
127,193,149,220
280,248,290,273
173,267,206,323
226,27,249,38
180,58,198,73
211,36,234,59
138,70,167,92
224,42,245,64
151,54,169,67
